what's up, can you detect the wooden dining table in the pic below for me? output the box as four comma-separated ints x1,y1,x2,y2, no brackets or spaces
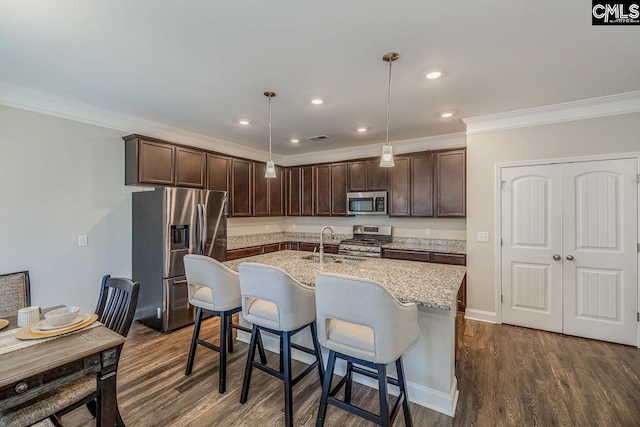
0,307,126,427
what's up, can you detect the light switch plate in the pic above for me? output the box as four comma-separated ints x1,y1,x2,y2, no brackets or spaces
78,235,88,247
425,228,431,236
477,232,489,242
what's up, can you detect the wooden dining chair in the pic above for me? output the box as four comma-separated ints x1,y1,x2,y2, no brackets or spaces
0,270,30,318
0,275,139,427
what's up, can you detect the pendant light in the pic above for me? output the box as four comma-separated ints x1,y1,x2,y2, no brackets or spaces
264,91,277,178
380,52,399,167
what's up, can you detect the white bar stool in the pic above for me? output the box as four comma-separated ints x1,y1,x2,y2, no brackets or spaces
183,255,267,394
314,273,420,427
238,263,324,427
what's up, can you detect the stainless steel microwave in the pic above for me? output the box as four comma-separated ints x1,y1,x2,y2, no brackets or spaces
346,191,387,215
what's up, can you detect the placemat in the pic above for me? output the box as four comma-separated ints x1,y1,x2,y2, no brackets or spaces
0,321,102,356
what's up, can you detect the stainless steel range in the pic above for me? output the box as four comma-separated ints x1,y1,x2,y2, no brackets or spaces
338,225,392,258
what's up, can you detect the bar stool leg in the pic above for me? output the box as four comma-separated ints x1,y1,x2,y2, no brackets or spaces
257,331,268,365
219,312,228,393
377,364,390,427
282,331,294,427
316,350,336,427
185,307,203,376
279,334,284,373
240,324,259,404
227,315,234,353
345,361,353,404
309,322,325,384
396,357,413,427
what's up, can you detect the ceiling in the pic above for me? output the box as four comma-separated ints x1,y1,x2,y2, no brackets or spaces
1,1,639,155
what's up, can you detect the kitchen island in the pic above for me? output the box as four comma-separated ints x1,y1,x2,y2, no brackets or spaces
224,250,465,417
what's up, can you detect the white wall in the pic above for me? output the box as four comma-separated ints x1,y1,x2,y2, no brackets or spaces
228,216,466,239
466,112,640,315
0,105,137,312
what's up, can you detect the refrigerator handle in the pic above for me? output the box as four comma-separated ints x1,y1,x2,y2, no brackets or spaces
211,194,227,255
195,203,202,255
201,203,208,255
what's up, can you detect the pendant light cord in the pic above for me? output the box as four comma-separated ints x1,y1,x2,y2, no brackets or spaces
268,94,273,161
386,58,392,145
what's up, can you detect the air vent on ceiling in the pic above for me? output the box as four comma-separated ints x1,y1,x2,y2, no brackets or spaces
307,135,331,142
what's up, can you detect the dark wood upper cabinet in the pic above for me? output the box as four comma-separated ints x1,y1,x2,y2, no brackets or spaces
125,137,175,186
348,161,367,192
253,163,269,216
388,157,411,217
436,150,466,217
286,167,301,216
331,163,348,216
314,165,331,216
269,166,285,216
348,160,387,192
411,155,434,217
366,160,387,191
301,166,314,216
231,159,253,217
175,146,206,188
207,154,230,192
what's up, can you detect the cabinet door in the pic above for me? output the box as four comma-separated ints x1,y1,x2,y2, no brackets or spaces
301,166,314,216
366,160,387,191
331,163,348,216
348,161,367,192
262,243,280,254
253,163,270,216
207,154,230,192
269,166,284,216
138,139,175,185
315,165,331,216
411,155,434,217
286,167,301,216
388,157,411,216
231,159,253,217
227,247,261,260
175,147,206,188
435,150,466,217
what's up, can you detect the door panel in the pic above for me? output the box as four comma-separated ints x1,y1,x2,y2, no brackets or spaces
202,190,227,262
501,165,563,333
164,188,198,279
562,159,638,345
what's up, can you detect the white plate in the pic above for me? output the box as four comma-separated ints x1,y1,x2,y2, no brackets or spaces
32,313,91,332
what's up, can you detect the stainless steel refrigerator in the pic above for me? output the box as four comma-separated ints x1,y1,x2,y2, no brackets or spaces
132,188,227,332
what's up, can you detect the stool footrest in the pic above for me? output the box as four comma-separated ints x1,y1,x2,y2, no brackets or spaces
328,396,381,424
350,365,400,387
292,361,319,387
196,339,221,353
291,343,316,356
252,361,283,380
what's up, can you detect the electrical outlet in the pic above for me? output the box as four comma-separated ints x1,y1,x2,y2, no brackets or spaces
477,232,489,242
78,235,88,247
425,228,431,236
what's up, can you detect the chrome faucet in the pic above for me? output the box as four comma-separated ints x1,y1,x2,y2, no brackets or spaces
319,226,336,264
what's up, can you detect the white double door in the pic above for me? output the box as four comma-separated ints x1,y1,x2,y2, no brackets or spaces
501,158,638,346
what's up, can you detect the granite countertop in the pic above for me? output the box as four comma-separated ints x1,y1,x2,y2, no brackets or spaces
223,250,466,310
228,232,466,255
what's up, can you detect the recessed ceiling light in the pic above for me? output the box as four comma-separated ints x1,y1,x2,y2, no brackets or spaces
426,71,442,79
238,119,251,125
440,112,454,118
311,98,324,105
356,127,368,132
290,138,299,143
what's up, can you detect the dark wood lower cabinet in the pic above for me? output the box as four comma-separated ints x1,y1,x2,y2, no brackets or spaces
226,246,262,260
298,243,339,253
261,243,280,254
382,249,432,262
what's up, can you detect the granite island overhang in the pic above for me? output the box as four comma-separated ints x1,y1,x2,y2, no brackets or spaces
224,250,466,416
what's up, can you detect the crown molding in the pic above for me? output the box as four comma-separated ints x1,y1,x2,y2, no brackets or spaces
463,91,640,135
281,133,467,166
0,82,282,163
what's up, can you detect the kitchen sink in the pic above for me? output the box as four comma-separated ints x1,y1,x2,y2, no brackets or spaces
300,254,366,264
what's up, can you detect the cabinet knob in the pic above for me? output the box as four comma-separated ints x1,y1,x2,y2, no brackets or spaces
553,254,561,261
15,382,28,394
566,254,574,261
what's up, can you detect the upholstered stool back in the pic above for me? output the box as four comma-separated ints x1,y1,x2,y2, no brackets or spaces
315,273,419,365
238,263,316,333
184,255,242,312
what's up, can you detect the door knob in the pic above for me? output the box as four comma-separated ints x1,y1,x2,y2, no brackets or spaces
566,255,574,261
553,254,561,261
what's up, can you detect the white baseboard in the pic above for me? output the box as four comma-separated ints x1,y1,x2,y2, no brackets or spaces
237,331,459,417
464,309,498,324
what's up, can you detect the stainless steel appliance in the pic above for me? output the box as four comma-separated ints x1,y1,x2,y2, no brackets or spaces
338,225,392,258
132,188,227,332
346,191,387,215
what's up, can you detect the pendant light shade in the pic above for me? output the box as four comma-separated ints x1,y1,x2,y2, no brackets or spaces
264,91,277,179
380,52,399,168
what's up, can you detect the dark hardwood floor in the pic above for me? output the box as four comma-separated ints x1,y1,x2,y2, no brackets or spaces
62,316,640,426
